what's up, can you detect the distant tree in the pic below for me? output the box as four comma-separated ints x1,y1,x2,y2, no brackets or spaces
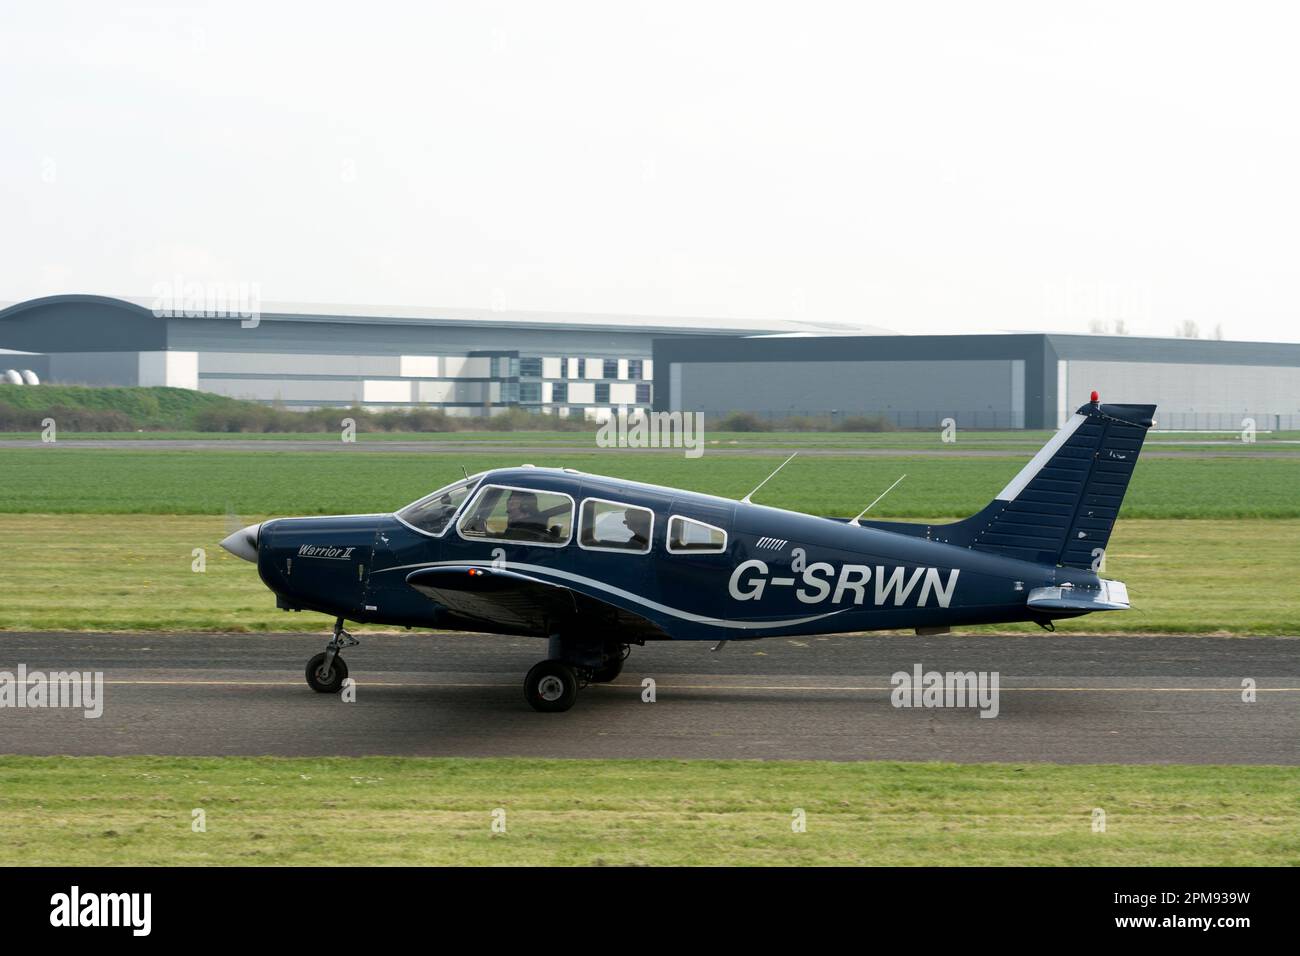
1112,318,1129,335
1175,320,1200,338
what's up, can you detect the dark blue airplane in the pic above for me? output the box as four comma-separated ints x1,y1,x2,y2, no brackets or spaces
221,394,1155,712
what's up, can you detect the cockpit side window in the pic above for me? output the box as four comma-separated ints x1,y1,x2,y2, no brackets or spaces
578,499,654,553
666,515,727,553
396,477,478,536
456,484,574,547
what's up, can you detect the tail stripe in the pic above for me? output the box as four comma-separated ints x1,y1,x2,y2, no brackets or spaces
994,414,1087,501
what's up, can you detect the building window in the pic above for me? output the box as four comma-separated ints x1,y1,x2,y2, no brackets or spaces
551,382,568,403
627,359,643,380
636,383,651,404
595,383,610,404
519,357,542,378
519,382,541,403
602,359,619,379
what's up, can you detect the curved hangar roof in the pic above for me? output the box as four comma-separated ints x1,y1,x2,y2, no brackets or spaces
0,294,892,352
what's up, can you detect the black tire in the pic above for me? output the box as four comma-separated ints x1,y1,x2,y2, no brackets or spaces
524,660,579,713
306,652,348,693
589,654,625,684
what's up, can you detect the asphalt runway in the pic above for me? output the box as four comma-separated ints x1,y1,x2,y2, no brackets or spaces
1,632,1296,764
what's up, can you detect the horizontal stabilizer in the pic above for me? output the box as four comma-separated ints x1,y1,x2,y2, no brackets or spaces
1027,579,1130,612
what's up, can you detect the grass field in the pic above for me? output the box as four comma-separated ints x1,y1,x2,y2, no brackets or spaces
0,756,1294,866
4,428,1298,453
1,514,1293,634
2,431,1295,869
4,447,1299,518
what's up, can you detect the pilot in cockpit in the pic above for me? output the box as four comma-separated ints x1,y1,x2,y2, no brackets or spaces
505,491,551,542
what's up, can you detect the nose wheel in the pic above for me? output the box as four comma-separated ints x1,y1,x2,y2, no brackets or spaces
306,617,358,693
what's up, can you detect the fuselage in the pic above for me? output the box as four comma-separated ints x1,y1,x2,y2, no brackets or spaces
244,466,1106,641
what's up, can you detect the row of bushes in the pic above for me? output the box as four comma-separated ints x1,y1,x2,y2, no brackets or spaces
2,393,897,435
197,406,897,434
0,383,247,429
193,404,601,434
0,402,137,432
712,411,897,433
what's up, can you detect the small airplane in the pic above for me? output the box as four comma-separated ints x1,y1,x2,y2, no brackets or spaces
221,393,1155,712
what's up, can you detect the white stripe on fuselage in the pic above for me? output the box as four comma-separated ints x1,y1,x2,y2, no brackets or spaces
994,413,1087,502
381,559,847,630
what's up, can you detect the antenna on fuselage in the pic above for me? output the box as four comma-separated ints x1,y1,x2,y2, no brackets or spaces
461,465,469,480
740,452,797,504
848,473,906,526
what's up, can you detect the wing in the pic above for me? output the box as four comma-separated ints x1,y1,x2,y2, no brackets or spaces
405,565,668,640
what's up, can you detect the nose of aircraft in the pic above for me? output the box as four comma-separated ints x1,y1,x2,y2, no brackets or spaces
220,523,261,563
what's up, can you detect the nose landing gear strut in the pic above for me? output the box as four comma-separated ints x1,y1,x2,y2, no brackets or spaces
305,617,359,693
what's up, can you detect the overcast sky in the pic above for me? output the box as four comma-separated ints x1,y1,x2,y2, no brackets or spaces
2,1,1297,341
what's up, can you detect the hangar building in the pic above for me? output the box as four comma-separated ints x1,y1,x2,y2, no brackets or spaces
4,294,1297,429
652,333,1300,430
0,294,876,418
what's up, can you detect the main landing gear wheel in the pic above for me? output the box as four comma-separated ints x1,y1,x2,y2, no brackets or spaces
305,652,348,693
524,660,579,713
589,645,629,683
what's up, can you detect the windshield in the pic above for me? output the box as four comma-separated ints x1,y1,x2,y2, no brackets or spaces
396,476,480,535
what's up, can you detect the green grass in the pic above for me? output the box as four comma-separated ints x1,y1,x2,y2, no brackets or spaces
3,427,1297,452
1,515,1294,634
0,756,1294,865
3,448,1299,518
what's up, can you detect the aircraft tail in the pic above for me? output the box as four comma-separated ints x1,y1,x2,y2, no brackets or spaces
862,395,1156,569
953,395,1156,568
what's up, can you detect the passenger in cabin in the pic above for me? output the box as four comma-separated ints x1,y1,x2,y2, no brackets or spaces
622,509,651,550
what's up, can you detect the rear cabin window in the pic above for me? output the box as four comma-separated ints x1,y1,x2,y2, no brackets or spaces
578,499,653,553
666,515,727,553
457,485,573,546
